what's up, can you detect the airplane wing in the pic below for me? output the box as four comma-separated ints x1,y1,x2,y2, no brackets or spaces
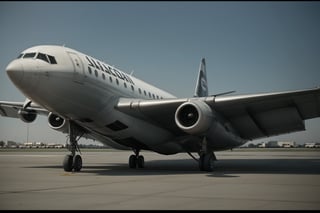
0,101,49,118
116,87,320,140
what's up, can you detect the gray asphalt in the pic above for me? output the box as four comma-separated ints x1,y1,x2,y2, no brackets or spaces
0,149,320,210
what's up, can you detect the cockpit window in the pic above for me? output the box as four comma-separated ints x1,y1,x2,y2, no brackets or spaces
47,55,57,64
17,53,24,59
37,53,49,63
20,52,57,64
23,52,36,58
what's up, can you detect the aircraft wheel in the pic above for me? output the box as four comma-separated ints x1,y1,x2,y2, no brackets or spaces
73,155,82,172
63,154,73,172
202,153,214,172
129,155,137,168
199,153,214,172
137,155,145,168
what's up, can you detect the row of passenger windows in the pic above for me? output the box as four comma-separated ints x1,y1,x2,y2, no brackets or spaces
17,52,57,64
87,66,163,100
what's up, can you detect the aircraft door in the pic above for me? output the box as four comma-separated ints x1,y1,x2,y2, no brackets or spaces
68,52,84,84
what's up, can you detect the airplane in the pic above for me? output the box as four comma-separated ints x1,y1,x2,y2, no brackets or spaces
1,45,320,172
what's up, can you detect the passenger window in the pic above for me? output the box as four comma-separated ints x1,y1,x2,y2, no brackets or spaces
88,67,92,74
37,53,49,63
109,76,113,83
94,70,98,77
102,73,105,80
131,85,134,91
124,82,127,88
116,79,119,85
47,55,57,64
138,88,142,94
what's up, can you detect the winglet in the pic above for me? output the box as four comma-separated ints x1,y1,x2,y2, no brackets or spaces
194,58,208,97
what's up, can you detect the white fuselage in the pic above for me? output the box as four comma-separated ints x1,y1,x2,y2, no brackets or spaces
6,45,246,154
7,45,185,153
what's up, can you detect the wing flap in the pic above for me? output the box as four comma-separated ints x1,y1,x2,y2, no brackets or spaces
230,114,266,139
255,107,305,135
213,87,320,140
230,107,305,140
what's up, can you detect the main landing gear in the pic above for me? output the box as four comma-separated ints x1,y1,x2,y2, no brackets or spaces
199,152,216,172
63,121,84,172
129,148,145,168
198,137,216,172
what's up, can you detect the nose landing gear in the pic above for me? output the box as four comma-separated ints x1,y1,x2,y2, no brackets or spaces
63,121,84,172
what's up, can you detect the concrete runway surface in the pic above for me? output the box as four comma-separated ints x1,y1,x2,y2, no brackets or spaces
0,149,319,210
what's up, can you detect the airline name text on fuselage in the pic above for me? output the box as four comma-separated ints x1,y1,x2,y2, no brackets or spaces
85,56,135,85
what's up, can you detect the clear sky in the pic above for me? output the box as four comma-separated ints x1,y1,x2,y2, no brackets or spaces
0,1,319,146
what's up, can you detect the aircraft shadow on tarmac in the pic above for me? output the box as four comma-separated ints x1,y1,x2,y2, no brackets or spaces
25,158,320,177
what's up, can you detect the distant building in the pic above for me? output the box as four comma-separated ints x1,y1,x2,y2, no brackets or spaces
266,141,295,148
266,141,280,148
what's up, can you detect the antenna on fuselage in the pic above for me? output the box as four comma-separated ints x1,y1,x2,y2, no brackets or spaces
130,70,134,76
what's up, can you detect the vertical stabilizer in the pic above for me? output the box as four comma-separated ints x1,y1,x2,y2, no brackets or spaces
194,58,208,97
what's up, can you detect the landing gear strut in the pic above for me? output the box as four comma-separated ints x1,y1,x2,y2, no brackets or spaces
63,121,83,172
198,137,216,172
129,148,145,168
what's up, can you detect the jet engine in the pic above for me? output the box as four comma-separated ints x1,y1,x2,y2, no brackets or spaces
18,109,37,123
175,100,213,135
48,112,68,133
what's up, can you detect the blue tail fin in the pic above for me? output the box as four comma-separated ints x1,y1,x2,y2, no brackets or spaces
194,58,208,97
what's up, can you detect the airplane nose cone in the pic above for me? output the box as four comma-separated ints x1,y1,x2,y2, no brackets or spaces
6,60,24,85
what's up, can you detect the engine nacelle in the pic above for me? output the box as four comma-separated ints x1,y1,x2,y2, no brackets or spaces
175,100,213,135
18,109,37,123
48,112,68,133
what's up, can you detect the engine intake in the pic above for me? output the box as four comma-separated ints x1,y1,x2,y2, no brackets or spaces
48,112,68,133
175,100,213,135
18,109,37,123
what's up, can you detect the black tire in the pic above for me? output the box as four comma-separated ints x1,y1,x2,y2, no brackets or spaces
137,155,144,168
63,154,73,172
203,153,214,172
73,155,82,172
129,155,136,168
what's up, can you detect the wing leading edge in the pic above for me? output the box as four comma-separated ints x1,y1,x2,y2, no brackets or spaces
0,101,48,118
116,87,320,140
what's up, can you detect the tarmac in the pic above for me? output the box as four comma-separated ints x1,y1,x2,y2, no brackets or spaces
0,149,320,210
